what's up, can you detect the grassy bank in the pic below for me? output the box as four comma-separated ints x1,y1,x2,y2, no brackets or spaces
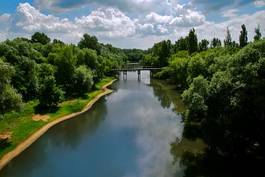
0,77,115,158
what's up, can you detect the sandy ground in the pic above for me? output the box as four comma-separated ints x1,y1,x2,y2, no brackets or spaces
32,114,50,122
0,79,116,170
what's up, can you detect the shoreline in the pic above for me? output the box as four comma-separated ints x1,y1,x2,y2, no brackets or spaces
0,79,117,170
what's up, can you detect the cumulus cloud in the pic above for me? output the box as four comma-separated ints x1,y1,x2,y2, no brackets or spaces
33,0,165,14
0,13,11,40
75,8,136,38
0,2,264,48
222,9,238,18
196,10,265,42
191,0,254,12
13,3,77,34
254,0,265,7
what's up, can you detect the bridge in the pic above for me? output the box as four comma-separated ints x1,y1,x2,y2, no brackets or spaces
114,63,161,80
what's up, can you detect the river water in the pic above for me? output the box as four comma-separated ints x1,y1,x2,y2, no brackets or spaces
0,71,186,177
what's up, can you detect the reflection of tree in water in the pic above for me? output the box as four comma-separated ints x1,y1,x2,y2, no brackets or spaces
46,98,108,149
150,79,185,113
176,149,264,177
0,98,108,177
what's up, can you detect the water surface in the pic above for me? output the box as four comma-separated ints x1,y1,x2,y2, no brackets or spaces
0,71,185,177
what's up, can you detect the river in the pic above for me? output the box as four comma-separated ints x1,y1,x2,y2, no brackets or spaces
0,71,186,177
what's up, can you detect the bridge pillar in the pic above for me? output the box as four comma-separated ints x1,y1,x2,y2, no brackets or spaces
123,71,127,80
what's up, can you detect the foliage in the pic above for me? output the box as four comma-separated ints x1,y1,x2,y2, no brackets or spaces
73,65,94,96
239,24,248,48
0,59,22,114
31,32,51,45
187,28,198,54
38,76,64,108
123,49,144,62
78,34,100,54
0,32,124,115
224,27,232,47
198,39,209,51
141,40,172,67
254,25,262,41
211,38,222,48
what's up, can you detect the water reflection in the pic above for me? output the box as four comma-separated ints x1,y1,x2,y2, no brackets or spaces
1,71,186,177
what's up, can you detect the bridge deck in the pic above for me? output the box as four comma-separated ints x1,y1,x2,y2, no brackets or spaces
114,68,161,72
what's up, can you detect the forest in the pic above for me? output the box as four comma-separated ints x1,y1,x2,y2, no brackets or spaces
142,24,265,176
0,33,126,114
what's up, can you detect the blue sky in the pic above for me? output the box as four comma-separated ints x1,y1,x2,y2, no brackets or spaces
0,0,264,48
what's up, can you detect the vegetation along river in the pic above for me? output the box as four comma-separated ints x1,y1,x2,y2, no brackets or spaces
0,71,187,177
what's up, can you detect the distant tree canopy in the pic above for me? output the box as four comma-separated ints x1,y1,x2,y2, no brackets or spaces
187,28,198,54
254,25,262,41
239,24,248,48
141,24,265,171
0,32,125,113
78,34,100,54
211,38,222,48
31,32,51,45
0,59,22,114
224,27,232,47
198,39,209,51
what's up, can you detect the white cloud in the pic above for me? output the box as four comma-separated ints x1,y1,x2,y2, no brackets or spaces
222,9,238,18
0,3,264,48
14,3,78,34
75,8,136,38
0,13,11,41
254,0,265,7
196,10,265,42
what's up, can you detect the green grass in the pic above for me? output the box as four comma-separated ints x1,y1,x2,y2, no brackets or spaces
0,77,115,158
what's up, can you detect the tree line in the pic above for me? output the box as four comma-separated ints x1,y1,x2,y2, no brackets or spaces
142,24,265,176
0,32,126,115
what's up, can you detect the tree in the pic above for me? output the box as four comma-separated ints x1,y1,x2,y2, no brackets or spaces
187,28,198,54
0,59,22,114
12,57,39,101
73,66,94,96
31,32,51,45
38,76,64,108
151,40,172,67
254,25,262,41
224,27,232,47
175,37,188,51
54,46,77,96
198,39,209,51
78,34,100,54
239,24,248,48
211,38,222,48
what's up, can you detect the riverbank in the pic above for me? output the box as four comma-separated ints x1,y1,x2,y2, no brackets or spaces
0,78,116,170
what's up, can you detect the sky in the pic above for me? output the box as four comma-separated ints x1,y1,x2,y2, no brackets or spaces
0,0,264,49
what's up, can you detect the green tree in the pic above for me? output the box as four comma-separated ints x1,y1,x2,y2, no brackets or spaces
254,25,262,41
239,24,248,48
54,46,77,96
0,59,22,114
12,57,39,101
38,76,64,108
224,27,232,47
73,65,94,96
31,32,51,45
211,38,222,48
198,39,209,51
78,34,100,54
175,37,188,51
187,28,198,54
